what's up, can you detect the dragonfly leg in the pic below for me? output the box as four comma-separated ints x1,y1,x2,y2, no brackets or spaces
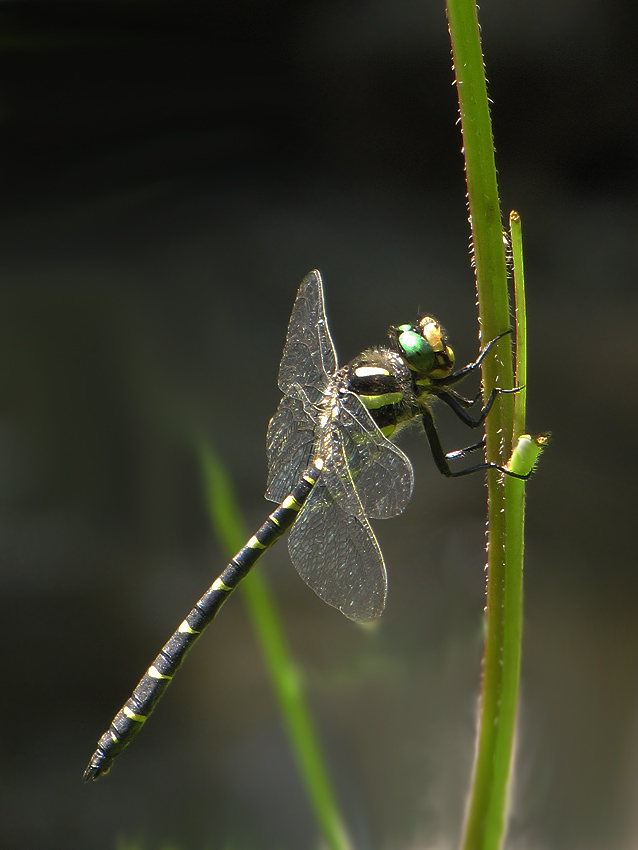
445,437,486,461
446,388,483,409
436,386,519,429
421,407,530,480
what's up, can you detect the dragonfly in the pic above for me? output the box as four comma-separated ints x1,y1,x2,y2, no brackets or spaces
83,269,521,782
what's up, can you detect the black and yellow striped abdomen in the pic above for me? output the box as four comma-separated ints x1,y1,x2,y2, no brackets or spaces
83,461,323,782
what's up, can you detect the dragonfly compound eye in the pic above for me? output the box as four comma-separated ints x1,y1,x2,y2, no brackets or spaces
396,318,455,378
395,324,436,373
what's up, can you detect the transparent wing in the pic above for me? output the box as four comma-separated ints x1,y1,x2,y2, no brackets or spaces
335,392,414,519
277,270,337,404
288,437,387,622
265,393,318,503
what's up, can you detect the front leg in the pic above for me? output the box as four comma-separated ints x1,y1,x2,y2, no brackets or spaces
432,329,512,388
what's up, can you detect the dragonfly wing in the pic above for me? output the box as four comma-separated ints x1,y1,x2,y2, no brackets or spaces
265,394,318,503
337,392,414,519
277,270,338,403
288,461,387,622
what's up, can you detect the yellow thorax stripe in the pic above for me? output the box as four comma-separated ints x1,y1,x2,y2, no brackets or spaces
359,391,403,410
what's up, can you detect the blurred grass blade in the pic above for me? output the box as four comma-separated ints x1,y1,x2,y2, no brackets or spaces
196,435,351,850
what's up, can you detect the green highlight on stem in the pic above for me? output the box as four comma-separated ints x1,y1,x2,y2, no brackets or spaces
196,437,351,850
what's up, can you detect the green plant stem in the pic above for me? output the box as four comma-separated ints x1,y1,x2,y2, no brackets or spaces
197,438,351,850
488,217,528,843
486,213,529,847
446,3,523,849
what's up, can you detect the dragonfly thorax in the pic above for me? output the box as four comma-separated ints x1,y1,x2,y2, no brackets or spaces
340,347,422,438
341,315,456,439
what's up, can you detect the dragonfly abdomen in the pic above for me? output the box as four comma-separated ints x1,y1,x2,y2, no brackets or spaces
83,461,323,782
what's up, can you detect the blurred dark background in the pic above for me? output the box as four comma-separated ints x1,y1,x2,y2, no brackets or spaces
1,2,636,849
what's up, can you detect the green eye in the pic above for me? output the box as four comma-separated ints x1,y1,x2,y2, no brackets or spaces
397,327,435,372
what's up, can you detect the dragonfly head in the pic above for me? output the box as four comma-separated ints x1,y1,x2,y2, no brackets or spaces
391,317,455,379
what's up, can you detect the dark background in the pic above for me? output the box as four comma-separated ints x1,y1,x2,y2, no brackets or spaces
1,2,637,849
